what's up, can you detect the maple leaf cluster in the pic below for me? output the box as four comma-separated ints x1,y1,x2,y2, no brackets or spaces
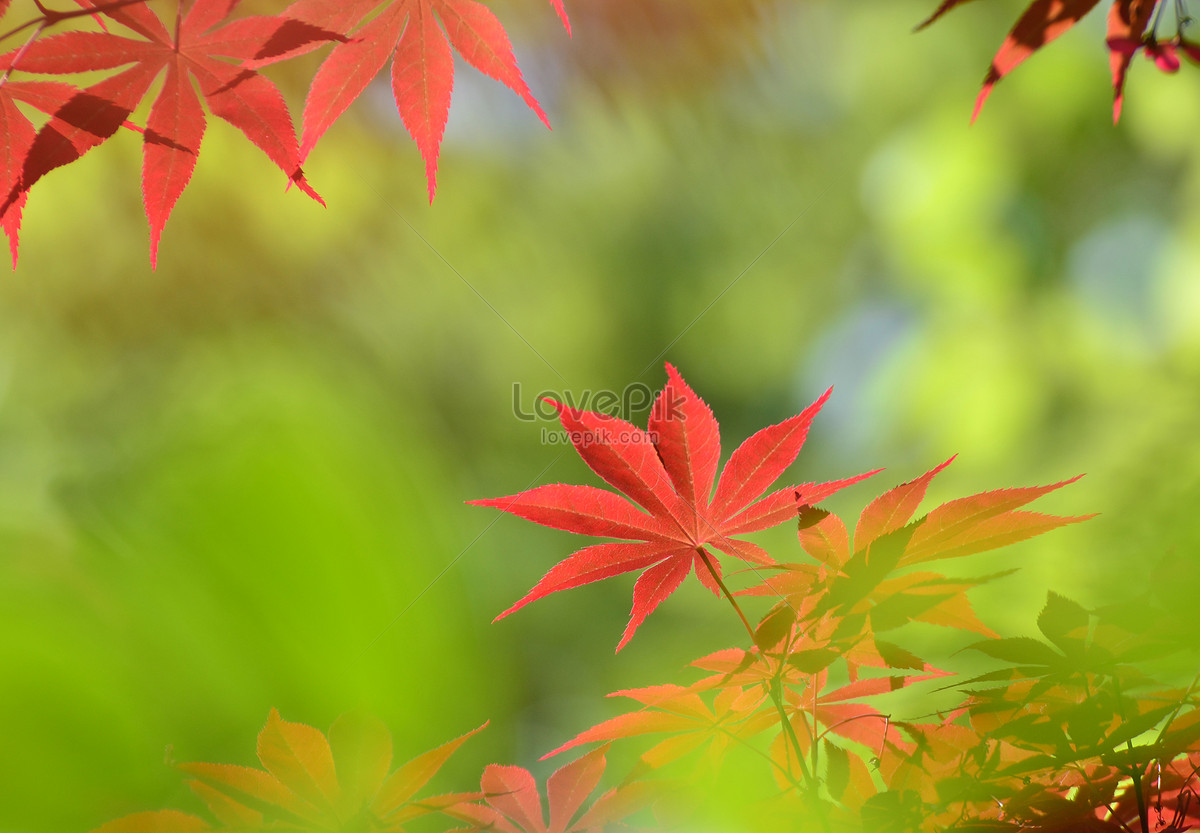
471,365,1200,832
92,709,487,832
92,709,654,833
922,0,1200,123
92,367,1200,833
472,363,1081,655
0,0,567,267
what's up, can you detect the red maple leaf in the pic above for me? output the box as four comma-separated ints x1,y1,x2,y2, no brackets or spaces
926,0,1200,123
282,0,566,201
1106,0,1159,120
920,0,1171,121
541,683,775,769
970,0,1103,121
454,746,653,833
470,364,878,651
0,0,339,265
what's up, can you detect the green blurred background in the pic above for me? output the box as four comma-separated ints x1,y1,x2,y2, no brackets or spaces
2,0,1200,829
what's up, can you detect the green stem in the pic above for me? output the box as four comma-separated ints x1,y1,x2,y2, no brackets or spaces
1111,674,1150,833
695,547,830,832
767,678,815,788
1153,664,1200,747
693,551,800,775
811,675,820,779
1129,760,1150,833
694,546,755,641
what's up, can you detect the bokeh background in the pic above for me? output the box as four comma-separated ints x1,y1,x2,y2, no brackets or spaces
2,0,1200,830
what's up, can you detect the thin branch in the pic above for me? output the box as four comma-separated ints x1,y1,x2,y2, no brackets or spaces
694,547,832,828
0,0,153,47
0,20,47,92
695,547,756,642
814,711,891,744
768,680,817,791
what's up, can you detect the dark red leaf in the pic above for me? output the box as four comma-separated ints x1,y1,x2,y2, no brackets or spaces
972,0,1104,121
1106,0,1158,121
0,79,77,266
916,0,983,30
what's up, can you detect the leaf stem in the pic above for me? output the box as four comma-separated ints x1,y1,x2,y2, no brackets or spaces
811,675,819,778
767,682,816,786
1153,664,1200,748
695,547,755,642
1112,673,1151,833
694,547,831,831
814,711,890,744
1152,0,1171,38
0,20,47,92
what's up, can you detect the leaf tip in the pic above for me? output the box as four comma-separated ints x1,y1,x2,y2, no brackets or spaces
550,0,572,36
614,624,635,652
530,98,551,131
425,158,438,204
971,78,996,124
291,169,325,207
914,0,961,32
4,228,18,272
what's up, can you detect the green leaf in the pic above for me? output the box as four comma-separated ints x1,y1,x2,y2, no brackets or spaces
859,790,925,833
869,590,946,633
787,649,841,674
328,712,393,817
754,604,796,650
1062,698,1107,749
256,708,340,811
798,505,830,530
374,721,487,818
89,811,210,833
817,523,918,617
967,637,1061,667
822,740,851,800
876,640,927,671
178,762,313,820
1101,703,1177,751
1037,592,1089,651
